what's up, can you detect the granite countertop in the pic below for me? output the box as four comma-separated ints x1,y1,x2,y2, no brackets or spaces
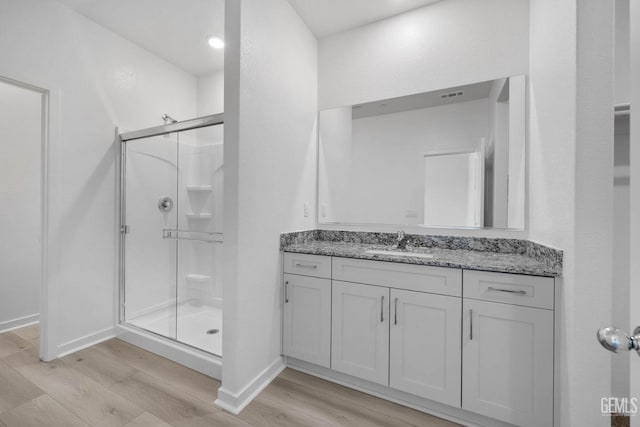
280,231,563,278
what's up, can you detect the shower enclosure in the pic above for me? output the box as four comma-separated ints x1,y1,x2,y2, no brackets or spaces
118,114,224,368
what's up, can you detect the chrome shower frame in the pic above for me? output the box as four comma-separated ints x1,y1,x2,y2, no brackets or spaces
117,113,223,358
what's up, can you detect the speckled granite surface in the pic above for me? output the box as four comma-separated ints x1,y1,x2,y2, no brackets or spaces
280,230,563,277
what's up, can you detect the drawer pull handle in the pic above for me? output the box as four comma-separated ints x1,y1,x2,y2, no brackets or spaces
394,298,398,325
381,296,385,322
487,286,527,295
285,281,289,303
470,309,473,340
295,263,318,269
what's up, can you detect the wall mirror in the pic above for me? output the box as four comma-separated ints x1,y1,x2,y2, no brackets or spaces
317,75,526,230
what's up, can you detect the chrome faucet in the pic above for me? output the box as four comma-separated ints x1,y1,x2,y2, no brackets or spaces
395,230,408,250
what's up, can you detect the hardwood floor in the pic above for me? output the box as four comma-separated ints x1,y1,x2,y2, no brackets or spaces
0,325,460,427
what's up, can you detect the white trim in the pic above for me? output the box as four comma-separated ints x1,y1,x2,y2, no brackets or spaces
0,75,54,362
285,357,514,427
57,326,117,358
215,357,286,414
0,315,39,334
116,324,221,379
40,87,61,362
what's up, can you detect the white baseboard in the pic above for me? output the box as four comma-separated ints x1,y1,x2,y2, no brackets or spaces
215,357,286,415
57,326,117,358
285,357,514,427
0,314,39,334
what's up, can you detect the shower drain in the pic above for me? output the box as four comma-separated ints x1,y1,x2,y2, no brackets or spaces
206,329,220,335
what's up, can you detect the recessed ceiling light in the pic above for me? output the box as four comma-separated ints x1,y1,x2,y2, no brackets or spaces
207,36,224,49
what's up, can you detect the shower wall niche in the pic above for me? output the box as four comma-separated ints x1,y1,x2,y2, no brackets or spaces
121,117,224,357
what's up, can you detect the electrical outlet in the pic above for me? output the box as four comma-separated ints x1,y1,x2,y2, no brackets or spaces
303,202,309,217
405,209,417,218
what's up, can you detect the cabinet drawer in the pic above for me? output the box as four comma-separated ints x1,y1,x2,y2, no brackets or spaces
463,270,554,310
283,253,331,278
332,257,461,297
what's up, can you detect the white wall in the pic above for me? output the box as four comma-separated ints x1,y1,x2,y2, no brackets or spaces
197,69,225,116
0,0,197,358
529,0,614,426
219,0,317,412
615,0,630,105
320,99,488,225
0,80,42,332
318,0,529,110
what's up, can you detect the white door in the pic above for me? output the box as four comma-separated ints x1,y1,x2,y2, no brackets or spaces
282,274,331,368
462,299,554,427
332,281,389,385
423,147,484,227
389,289,461,406
630,2,640,426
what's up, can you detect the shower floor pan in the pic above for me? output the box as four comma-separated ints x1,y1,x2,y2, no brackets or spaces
127,302,222,357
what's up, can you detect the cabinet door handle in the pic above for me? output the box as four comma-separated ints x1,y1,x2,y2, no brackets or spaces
381,296,385,322
394,298,398,325
487,286,526,295
470,309,473,340
295,263,318,269
285,281,289,303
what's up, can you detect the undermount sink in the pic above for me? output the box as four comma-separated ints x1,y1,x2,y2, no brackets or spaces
365,249,434,259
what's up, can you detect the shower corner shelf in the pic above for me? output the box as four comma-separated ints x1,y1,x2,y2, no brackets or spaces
186,273,212,283
186,213,213,220
187,185,213,192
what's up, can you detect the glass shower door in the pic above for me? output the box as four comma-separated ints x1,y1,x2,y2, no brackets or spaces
121,118,223,357
175,126,223,356
123,132,179,340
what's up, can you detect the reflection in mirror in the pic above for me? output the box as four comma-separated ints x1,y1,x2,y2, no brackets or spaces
318,75,526,229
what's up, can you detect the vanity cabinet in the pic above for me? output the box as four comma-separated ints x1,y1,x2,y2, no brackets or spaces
282,252,557,427
331,258,463,406
282,253,332,368
331,280,390,385
390,288,462,407
462,270,554,427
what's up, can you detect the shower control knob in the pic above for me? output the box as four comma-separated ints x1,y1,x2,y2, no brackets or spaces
597,326,640,354
158,196,174,213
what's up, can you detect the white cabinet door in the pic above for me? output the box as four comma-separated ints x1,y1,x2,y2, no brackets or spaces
332,280,390,385
462,299,553,427
282,274,331,368
389,289,461,407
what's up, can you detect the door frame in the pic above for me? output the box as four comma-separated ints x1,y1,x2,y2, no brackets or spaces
0,75,53,361
629,1,639,425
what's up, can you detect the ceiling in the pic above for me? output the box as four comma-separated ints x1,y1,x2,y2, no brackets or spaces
56,0,225,77
56,0,441,77
287,0,442,38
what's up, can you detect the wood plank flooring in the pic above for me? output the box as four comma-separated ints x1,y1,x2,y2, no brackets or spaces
0,325,460,427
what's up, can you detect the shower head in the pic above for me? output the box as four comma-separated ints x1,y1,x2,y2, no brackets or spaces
162,114,178,125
